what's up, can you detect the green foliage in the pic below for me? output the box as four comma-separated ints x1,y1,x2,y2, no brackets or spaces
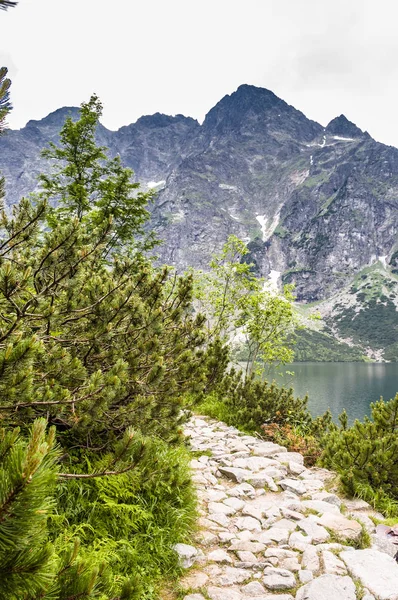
321,393,398,515
333,297,398,351
0,96,213,451
0,420,57,598
199,368,311,434
0,97,214,598
291,329,365,362
194,235,296,376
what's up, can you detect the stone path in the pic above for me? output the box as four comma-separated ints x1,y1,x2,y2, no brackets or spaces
175,416,398,600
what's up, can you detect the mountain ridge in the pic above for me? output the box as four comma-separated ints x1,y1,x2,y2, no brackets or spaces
0,84,397,359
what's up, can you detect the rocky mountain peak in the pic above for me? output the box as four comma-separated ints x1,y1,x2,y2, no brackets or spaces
25,106,80,129
202,84,322,143
325,114,368,139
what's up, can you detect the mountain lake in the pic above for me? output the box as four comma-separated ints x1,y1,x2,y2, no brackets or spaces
264,362,398,422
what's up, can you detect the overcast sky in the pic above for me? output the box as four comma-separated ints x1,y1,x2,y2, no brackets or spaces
2,0,398,146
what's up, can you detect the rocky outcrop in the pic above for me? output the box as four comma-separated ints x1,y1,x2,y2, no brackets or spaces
178,415,398,600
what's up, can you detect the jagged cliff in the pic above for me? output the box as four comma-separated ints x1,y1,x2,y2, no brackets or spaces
1,84,397,358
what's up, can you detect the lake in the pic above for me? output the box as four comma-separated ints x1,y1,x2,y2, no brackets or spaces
265,362,398,422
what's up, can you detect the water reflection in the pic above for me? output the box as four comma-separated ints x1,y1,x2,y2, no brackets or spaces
264,362,398,422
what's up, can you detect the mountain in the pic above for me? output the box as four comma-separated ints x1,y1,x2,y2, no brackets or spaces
1,84,397,360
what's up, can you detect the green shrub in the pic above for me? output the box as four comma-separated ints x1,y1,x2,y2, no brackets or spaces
199,369,311,434
321,393,398,515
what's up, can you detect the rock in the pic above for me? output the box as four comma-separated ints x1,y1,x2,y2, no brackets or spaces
317,513,362,543
298,517,330,543
242,504,263,521
213,566,252,585
248,473,278,491
289,531,313,550
219,467,251,483
198,531,218,546
274,452,304,464
207,489,227,502
299,569,313,583
207,549,233,563
228,483,256,498
250,442,287,457
322,550,347,575
301,500,340,514
236,550,258,562
207,512,231,528
341,548,398,600
183,594,206,600
218,532,236,543
229,540,266,553
289,461,306,475
301,545,320,573
173,543,198,568
311,491,341,506
240,580,266,595
295,574,356,600
207,587,242,600
180,570,209,590
259,527,289,545
208,502,237,515
279,478,306,496
224,497,245,510
262,567,296,590
235,516,262,531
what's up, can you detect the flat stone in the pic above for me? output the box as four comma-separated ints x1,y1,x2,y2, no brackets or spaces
207,512,231,528
318,513,362,542
228,483,256,498
301,500,340,514
299,569,313,584
295,574,356,600
242,504,263,521
219,466,252,483
229,540,266,553
173,543,198,568
259,527,289,544
301,545,320,573
311,491,341,506
219,532,236,543
272,518,297,531
289,531,313,550
236,550,257,562
250,442,287,456
240,581,266,595
289,460,306,475
207,489,228,502
180,571,209,590
213,566,252,586
235,516,262,531
247,473,278,490
279,478,306,496
234,456,279,471
341,549,398,600
322,550,347,575
263,567,296,590
198,531,218,546
208,549,233,563
224,497,245,511
298,517,330,543
209,502,237,515
274,451,304,464
207,587,242,600
183,594,206,600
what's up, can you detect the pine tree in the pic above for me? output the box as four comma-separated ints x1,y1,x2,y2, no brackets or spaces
0,67,11,200
321,393,398,512
0,94,216,459
0,1,17,11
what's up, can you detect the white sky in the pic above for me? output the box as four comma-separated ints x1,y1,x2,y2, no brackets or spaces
2,0,398,146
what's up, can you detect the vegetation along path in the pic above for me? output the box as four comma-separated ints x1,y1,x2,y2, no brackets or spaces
175,416,398,600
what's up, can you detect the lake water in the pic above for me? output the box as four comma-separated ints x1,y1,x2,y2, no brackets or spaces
265,362,398,422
